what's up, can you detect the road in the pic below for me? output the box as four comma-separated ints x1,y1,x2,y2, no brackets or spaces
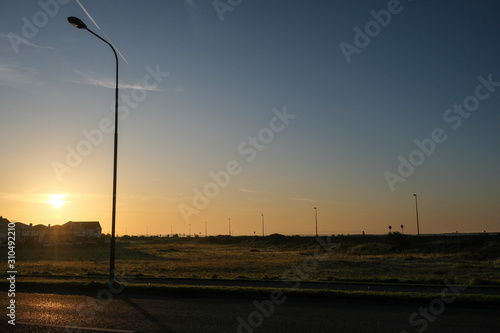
2,291,500,332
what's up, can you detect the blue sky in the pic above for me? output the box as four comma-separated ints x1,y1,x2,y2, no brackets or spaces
1,0,499,236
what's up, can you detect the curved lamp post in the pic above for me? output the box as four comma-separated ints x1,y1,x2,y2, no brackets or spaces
68,16,119,285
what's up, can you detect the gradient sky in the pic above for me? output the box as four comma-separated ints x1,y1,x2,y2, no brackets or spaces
1,0,499,236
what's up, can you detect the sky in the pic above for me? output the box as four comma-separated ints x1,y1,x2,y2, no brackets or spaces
1,0,499,236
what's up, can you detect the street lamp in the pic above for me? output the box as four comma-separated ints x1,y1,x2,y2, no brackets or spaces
228,218,231,236
413,194,420,236
314,207,318,237
261,214,264,237
68,16,120,285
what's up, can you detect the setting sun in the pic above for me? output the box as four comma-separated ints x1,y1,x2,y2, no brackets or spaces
48,194,66,209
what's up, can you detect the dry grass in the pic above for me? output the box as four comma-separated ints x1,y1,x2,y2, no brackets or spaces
11,235,500,286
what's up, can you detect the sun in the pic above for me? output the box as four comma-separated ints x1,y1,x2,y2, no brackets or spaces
48,194,66,209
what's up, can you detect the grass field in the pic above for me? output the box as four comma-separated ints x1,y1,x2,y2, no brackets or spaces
11,234,500,286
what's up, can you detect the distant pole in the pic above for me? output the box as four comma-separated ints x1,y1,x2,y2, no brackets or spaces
413,194,420,236
314,207,318,237
205,221,207,237
189,224,191,237
170,225,172,236
261,214,264,237
228,218,231,236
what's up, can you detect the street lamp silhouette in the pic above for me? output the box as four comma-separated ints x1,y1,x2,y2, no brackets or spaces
413,194,420,236
67,16,120,285
401,224,404,234
314,207,318,237
261,214,264,237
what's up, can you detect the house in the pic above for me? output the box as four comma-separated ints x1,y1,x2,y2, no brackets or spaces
0,216,9,245
15,222,33,243
10,220,101,245
65,221,102,239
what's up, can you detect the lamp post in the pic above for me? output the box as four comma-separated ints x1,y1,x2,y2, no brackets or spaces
228,218,231,236
68,17,119,285
314,207,318,237
413,194,420,236
261,214,264,237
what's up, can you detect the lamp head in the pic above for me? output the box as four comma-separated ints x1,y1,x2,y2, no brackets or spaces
68,16,87,29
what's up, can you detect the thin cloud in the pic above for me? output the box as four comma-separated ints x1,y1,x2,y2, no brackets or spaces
0,192,42,204
289,197,316,202
0,192,69,205
238,188,261,193
70,67,162,91
0,33,53,53
0,63,44,90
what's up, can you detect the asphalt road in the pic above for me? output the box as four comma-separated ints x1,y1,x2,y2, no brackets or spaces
2,291,500,333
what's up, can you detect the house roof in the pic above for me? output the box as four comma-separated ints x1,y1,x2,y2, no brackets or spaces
64,221,102,230
1,219,101,230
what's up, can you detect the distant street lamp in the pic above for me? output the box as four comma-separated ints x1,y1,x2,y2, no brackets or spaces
205,221,207,237
261,214,264,237
314,207,318,237
413,194,420,236
228,218,231,236
67,16,120,286
401,224,404,234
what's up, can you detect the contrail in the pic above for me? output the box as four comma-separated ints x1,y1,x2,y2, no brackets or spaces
74,0,129,64
75,0,100,29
